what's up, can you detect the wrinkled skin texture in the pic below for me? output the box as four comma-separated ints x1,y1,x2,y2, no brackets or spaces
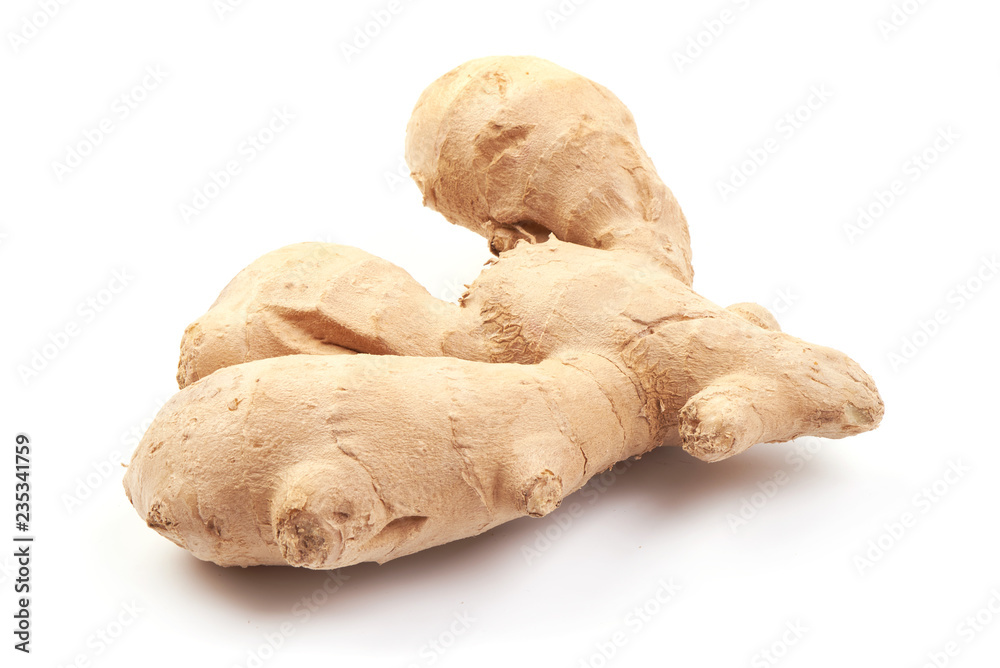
405,56,693,284
124,56,884,570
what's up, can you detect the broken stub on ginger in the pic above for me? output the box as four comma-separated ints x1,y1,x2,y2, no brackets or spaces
124,56,884,570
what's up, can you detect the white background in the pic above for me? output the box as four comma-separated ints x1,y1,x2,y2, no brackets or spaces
2,1,999,666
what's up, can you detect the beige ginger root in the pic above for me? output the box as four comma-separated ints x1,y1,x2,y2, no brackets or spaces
124,56,884,570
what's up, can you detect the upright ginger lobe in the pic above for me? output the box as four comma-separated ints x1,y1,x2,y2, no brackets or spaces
124,56,884,570
405,56,694,284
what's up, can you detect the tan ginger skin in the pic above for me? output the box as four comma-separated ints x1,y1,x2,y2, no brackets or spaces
124,56,884,570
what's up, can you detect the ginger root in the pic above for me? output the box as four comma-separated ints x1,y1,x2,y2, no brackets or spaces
124,56,883,569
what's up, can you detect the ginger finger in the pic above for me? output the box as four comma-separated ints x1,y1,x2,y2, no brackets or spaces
405,55,694,285
176,242,487,387
125,352,648,569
